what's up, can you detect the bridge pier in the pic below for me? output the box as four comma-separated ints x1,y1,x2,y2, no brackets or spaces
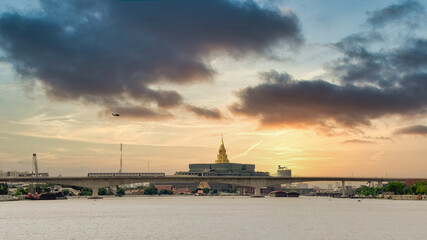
251,186,264,198
342,180,345,197
28,183,36,194
112,186,118,195
255,187,261,196
88,187,103,199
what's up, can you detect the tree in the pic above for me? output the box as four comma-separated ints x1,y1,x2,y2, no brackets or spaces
98,188,107,195
408,181,427,195
384,182,405,195
117,188,125,197
418,185,427,194
143,186,158,195
78,188,93,196
15,187,29,196
159,189,173,195
355,186,382,196
98,188,113,195
36,184,52,194
0,183,8,195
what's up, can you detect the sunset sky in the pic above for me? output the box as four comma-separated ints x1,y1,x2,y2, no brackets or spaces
0,0,426,177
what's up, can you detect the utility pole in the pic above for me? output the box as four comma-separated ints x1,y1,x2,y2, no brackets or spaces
33,153,38,179
30,153,38,194
119,144,123,173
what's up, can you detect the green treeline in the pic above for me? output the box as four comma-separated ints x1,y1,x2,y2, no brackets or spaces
0,183,8,194
356,181,427,196
15,187,29,196
1,183,52,196
142,186,158,195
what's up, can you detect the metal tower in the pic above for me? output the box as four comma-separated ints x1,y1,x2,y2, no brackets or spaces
119,144,123,173
32,153,39,179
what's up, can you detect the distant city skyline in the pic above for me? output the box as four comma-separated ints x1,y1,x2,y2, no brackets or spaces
0,0,426,177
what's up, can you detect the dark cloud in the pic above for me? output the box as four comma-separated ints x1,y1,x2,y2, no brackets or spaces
367,1,425,28
394,125,427,136
332,36,427,88
231,71,427,128
186,105,222,119
331,33,392,87
0,0,302,118
341,139,374,144
231,2,427,130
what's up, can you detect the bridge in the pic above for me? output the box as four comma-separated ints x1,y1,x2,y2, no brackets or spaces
1,176,424,197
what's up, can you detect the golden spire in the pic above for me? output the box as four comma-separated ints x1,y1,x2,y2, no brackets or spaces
216,135,230,163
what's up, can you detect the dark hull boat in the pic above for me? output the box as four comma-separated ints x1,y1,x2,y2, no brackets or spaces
25,192,67,200
269,191,300,197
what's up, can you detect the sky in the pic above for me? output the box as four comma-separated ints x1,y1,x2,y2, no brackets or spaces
0,0,426,177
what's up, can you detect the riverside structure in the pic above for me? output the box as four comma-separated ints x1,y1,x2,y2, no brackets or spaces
1,175,423,198
175,136,269,177
2,139,425,198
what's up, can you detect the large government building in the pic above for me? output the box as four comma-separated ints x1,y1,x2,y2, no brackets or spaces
175,137,269,176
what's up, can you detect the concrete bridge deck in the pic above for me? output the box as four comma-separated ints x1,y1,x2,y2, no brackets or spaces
1,176,424,197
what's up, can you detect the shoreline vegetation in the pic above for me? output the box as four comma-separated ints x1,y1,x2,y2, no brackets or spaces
1,181,427,201
354,181,427,200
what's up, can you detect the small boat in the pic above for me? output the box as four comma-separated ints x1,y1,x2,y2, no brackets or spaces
287,192,300,197
269,191,300,198
270,191,287,197
25,192,67,200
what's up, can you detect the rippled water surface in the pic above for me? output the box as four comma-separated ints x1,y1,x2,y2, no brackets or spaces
1,196,427,240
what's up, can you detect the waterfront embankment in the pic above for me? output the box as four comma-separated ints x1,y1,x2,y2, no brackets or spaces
353,194,427,200
381,194,427,200
0,195,12,201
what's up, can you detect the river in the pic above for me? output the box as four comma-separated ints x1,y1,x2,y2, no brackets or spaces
1,196,426,239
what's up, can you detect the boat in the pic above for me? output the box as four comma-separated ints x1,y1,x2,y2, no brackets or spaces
287,192,300,197
25,192,67,200
269,190,300,198
270,190,287,197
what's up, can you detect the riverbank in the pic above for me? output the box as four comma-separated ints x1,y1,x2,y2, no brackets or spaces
3,193,427,201
0,195,12,201
353,194,427,200
381,194,427,200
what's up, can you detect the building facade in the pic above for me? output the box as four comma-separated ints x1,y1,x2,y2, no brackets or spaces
176,137,269,177
277,165,292,177
0,170,49,178
216,136,229,163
